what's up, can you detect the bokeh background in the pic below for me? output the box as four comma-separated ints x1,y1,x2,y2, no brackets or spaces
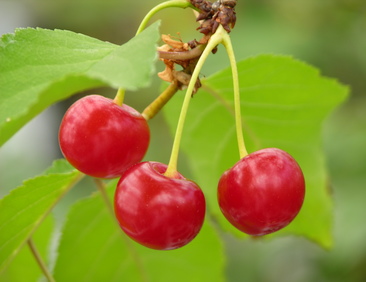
0,0,365,281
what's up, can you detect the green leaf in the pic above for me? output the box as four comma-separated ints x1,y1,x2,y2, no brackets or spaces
0,22,160,146
54,180,225,282
163,54,349,248
0,216,54,281
43,158,75,174
0,159,83,272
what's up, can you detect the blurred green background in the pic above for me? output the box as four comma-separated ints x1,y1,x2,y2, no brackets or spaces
0,0,365,281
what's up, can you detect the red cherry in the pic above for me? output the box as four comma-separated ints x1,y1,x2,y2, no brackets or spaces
114,161,206,250
59,95,150,179
218,148,305,236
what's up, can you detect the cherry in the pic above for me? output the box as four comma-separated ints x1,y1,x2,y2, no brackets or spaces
114,161,206,250
59,95,150,179
218,148,305,236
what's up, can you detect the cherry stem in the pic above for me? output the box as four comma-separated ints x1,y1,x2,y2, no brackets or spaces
142,82,179,120
114,1,198,111
136,0,198,35
164,26,226,178
28,238,56,282
113,88,125,106
220,27,248,158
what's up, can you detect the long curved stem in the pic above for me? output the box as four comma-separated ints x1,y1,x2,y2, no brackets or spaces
221,28,248,158
164,28,225,178
114,1,197,110
136,0,197,35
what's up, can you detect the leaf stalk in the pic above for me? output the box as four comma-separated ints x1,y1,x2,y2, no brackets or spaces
93,179,149,282
28,238,56,282
94,178,115,216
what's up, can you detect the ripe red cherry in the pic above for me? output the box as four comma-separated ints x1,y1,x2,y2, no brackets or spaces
59,95,150,179
218,148,305,236
114,161,206,250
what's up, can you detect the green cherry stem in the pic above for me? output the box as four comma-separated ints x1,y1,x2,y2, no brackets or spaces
164,26,225,178
142,82,179,120
220,29,248,158
136,0,197,35
113,88,125,106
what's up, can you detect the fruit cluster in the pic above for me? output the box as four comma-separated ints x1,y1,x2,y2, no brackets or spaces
58,94,305,250
58,0,305,251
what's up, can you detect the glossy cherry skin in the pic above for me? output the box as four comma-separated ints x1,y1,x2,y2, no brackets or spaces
114,161,206,250
59,95,150,179
218,148,305,236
